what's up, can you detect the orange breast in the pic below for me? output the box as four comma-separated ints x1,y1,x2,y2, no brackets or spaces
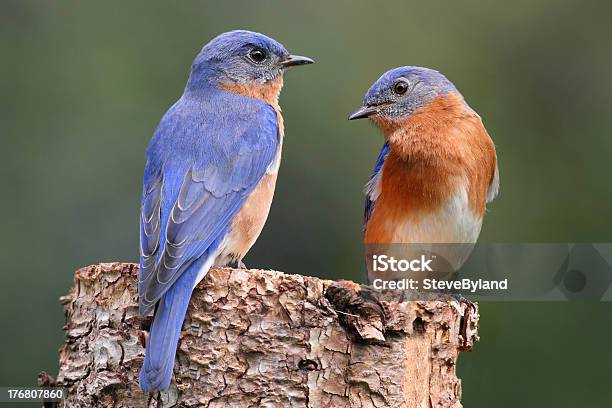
227,172,278,258
218,76,285,259
364,93,497,244
364,153,462,243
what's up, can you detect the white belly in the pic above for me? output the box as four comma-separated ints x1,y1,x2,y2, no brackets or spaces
384,184,483,274
391,184,483,244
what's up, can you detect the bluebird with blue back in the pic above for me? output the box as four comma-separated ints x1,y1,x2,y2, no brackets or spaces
350,67,499,280
138,30,313,392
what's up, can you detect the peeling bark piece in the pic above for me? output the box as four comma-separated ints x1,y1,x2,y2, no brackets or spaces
325,282,387,343
53,263,478,408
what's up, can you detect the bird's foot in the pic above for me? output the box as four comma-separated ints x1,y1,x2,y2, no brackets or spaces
227,259,247,269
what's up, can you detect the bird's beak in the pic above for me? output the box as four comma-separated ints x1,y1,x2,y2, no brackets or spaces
348,105,379,120
281,55,314,68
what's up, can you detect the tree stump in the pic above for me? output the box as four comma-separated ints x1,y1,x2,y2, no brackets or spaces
51,263,478,407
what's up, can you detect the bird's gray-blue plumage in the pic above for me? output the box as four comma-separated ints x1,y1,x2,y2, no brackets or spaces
138,30,288,392
189,30,290,86
362,66,458,119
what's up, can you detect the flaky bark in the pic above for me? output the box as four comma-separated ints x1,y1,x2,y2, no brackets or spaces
51,263,478,408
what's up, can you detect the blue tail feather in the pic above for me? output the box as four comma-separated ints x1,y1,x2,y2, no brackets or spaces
140,263,199,392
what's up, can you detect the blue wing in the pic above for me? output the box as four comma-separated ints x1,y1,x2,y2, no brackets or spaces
138,92,279,315
364,142,390,229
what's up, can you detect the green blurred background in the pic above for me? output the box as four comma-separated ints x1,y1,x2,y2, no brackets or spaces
1,1,612,406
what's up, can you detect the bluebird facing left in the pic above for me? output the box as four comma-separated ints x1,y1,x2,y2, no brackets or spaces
350,67,499,278
138,30,313,392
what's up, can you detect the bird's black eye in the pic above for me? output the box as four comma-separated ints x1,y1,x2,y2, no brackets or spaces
248,48,267,64
393,80,409,95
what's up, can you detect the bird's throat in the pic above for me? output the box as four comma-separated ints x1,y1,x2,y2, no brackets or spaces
221,76,284,112
380,93,469,161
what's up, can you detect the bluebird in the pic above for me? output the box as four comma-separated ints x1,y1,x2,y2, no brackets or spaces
138,30,313,391
350,67,499,279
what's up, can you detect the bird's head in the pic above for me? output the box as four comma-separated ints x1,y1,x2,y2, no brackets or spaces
349,67,458,125
187,30,313,90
